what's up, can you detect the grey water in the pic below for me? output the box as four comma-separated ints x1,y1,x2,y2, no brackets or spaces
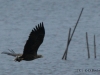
0,0,100,75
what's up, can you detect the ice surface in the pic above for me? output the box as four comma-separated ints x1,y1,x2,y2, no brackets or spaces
0,0,100,75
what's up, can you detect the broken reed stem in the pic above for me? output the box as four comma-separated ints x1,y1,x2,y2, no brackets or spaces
94,35,96,59
64,28,71,60
62,28,71,60
86,32,90,59
62,8,84,60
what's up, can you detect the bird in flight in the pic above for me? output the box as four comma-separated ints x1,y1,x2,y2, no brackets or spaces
2,22,45,62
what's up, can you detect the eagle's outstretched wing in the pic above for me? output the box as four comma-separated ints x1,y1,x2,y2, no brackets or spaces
1,49,22,57
22,22,45,56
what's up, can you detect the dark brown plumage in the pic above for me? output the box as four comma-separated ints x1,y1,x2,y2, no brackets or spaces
2,22,45,62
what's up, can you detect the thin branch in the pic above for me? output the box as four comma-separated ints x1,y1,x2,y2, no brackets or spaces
94,35,96,59
86,32,90,59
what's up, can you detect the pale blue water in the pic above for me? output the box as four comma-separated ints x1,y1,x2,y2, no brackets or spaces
0,0,100,75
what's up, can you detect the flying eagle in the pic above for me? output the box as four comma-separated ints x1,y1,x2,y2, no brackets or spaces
1,22,45,62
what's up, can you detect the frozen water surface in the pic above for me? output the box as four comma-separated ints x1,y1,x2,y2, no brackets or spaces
0,0,100,75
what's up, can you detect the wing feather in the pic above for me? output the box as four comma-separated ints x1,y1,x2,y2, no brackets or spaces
22,22,45,56
1,51,22,57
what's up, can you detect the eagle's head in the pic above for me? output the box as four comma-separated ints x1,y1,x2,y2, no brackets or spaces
14,56,23,62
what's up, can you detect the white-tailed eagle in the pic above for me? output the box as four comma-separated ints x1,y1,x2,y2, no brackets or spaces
2,22,45,62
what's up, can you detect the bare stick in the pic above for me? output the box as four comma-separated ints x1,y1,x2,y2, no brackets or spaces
86,32,90,59
94,35,96,59
62,8,84,60
62,28,71,60
69,8,84,42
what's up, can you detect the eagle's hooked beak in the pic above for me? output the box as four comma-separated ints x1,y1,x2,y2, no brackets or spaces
14,56,18,62
14,56,23,62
